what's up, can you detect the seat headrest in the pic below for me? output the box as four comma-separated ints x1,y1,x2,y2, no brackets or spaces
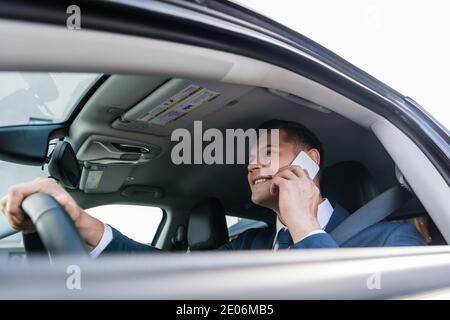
321,161,379,213
187,198,229,250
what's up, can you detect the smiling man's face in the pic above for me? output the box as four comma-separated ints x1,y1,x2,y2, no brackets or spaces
247,130,298,208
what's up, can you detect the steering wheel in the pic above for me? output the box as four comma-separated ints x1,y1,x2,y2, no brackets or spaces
21,193,87,257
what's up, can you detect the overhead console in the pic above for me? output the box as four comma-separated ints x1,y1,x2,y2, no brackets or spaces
112,78,253,136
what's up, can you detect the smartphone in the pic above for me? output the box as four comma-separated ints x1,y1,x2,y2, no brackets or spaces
291,151,320,179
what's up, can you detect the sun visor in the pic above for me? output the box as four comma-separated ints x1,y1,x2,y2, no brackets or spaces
79,163,134,194
112,78,252,136
76,135,161,165
75,135,162,193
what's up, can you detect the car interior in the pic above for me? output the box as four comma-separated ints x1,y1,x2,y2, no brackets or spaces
0,19,448,259
38,74,443,252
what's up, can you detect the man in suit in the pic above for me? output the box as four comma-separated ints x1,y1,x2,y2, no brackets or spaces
1,120,425,254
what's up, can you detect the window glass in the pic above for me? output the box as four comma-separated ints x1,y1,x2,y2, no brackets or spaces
0,72,101,127
86,205,164,244
226,215,267,238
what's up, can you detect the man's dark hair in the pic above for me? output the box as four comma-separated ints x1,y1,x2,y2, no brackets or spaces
257,119,324,168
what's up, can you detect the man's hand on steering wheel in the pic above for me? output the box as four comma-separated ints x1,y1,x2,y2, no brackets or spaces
0,178,82,233
1,178,104,252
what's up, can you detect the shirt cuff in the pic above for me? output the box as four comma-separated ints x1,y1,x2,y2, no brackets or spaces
298,230,326,242
89,223,113,258
290,232,339,249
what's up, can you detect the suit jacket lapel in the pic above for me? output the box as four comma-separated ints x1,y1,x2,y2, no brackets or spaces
256,202,349,249
259,225,277,249
324,203,350,233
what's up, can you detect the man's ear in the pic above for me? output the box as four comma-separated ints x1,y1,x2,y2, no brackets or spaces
306,148,321,167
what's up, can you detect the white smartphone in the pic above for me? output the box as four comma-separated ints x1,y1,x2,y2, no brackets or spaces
291,151,320,179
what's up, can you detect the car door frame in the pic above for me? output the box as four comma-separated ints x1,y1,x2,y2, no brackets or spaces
0,0,449,299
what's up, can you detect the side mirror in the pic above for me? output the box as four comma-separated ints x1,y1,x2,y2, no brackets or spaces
48,141,81,189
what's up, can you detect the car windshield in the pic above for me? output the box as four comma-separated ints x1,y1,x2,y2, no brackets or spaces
0,72,101,127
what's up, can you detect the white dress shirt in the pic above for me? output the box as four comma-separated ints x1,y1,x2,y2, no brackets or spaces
272,198,334,249
90,223,113,258
91,198,334,257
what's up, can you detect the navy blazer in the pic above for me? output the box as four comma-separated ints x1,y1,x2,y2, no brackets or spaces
102,203,425,254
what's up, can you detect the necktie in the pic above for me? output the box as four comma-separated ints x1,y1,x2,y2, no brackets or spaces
277,228,293,249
